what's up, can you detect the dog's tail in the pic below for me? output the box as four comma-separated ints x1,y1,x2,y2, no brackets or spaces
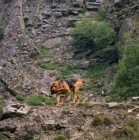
82,78,96,85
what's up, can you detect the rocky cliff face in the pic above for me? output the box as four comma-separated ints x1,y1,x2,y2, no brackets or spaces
0,0,103,97
106,0,139,42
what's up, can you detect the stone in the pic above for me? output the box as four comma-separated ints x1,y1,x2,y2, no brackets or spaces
85,2,101,10
132,97,139,102
44,37,62,48
2,103,31,120
107,102,119,108
40,74,53,95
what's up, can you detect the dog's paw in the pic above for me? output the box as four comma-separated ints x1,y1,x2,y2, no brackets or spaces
59,102,64,105
70,101,75,104
55,104,60,107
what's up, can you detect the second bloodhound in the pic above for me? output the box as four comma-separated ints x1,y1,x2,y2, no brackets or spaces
50,78,95,107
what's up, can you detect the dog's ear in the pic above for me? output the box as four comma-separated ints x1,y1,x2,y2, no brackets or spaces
50,81,59,94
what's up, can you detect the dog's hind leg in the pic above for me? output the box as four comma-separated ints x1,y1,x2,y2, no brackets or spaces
71,81,82,104
76,94,82,103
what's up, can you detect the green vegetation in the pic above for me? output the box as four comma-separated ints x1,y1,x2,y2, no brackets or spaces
111,119,139,140
0,137,9,140
83,66,104,79
26,94,56,106
24,27,34,38
32,136,41,140
56,65,78,80
109,32,139,101
37,43,54,70
134,20,139,29
81,85,94,91
0,95,3,108
53,124,62,131
53,135,66,140
96,6,106,21
37,43,52,58
91,115,112,127
73,54,84,59
70,18,116,48
16,94,26,101
0,22,5,39
98,45,118,62
91,116,102,126
37,61,57,70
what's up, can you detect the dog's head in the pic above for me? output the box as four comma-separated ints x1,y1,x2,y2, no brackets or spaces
50,81,59,94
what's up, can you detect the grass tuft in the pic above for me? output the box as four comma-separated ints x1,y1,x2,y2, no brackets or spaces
56,65,78,80
26,94,56,106
16,94,26,101
37,43,52,58
24,27,34,38
37,61,57,70
53,135,66,140
83,66,104,79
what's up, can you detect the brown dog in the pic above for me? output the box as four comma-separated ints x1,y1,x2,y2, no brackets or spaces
50,78,95,107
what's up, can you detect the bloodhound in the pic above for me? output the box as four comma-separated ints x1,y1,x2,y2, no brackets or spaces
50,78,95,107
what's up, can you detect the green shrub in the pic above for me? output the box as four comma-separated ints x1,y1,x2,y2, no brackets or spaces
0,137,9,140
70,18,116,48
53,124,62,131
37,43,52,57
32,136,41,140
81,85,94,91
16,94,26,101
70,18,94,48
0,22,5,39
45,97,56,105
113,126,135,139
26,94,56,106
83,66,104,79
0,95,3,108
91,116,102,126
96,6,106,21
53,135,66,140
134,20,139,29
98,45,118,62
24,27,34,38
73,54,84,59
37,61,57,70
109,32,139,100
124,119,139,129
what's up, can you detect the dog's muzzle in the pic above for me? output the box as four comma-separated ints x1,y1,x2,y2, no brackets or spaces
51,90,57,95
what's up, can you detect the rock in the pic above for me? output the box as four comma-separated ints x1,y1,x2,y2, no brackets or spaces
40,75,53,95
132,97,139,102
42,9,52,19
0,118,18,133
0,107,2,120
107,102,119,108
78,60,89,69
85,2,101,10
2,103,31,120
66,18,81,27
44,37,62,48
54,12,62,18
128,107,139,113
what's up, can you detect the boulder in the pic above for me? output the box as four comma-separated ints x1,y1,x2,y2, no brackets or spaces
85,2,101,10
107,102,119,108
2,103,31,120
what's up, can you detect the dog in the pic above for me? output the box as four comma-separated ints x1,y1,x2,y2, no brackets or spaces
50,78,95,107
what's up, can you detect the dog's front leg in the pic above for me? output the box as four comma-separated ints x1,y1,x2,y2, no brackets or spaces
55,93,61,107
61,91,70,105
